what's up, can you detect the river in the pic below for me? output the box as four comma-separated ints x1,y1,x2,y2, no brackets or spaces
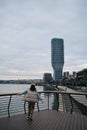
0,84,43,94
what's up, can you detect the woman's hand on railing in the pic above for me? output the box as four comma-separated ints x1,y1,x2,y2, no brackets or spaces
16,93,19,96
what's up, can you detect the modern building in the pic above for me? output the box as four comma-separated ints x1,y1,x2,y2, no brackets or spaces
77,69,87,80
72,71,77,78
43,73,53,83
63,72,69,79
51,38,64,82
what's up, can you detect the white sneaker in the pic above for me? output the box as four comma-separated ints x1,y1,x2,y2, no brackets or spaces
26,117,30,121
29,116,32,121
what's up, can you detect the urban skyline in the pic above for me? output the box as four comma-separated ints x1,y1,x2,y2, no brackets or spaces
0,0,87,80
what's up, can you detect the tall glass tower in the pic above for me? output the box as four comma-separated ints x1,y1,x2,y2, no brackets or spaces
51,38,64,82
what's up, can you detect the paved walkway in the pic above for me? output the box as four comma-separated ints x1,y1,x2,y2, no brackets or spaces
0,110,87,130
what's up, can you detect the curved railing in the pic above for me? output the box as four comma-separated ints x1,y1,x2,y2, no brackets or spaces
0,91,87,118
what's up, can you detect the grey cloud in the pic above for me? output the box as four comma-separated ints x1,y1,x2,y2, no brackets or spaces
0,0,87,79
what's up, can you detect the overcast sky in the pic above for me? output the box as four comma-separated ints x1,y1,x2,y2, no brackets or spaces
0,0,87,80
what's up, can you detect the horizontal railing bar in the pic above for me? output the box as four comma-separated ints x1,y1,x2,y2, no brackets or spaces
38,91,87,95
0,91,87,96
0,93,18,96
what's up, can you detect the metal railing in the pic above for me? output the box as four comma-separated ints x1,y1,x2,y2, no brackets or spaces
0,91,87,118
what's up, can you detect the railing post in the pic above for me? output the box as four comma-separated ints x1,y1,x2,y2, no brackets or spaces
48,93,49,110
8,95,12,118
56,92,59,111
69,94,73,114
37,102,40,112
24,101,26,114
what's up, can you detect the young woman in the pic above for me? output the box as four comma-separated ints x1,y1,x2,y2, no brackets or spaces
18,83,43,121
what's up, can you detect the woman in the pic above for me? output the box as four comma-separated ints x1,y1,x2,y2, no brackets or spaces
18,83,43,121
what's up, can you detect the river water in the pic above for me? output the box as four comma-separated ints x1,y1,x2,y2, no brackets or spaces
0,84,43,94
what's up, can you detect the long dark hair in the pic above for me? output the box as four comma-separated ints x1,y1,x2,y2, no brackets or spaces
30,84,36,92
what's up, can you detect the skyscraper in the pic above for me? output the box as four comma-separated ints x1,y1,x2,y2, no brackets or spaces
51,38,64,82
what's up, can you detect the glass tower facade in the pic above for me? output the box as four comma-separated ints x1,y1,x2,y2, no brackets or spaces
51,38,64,82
